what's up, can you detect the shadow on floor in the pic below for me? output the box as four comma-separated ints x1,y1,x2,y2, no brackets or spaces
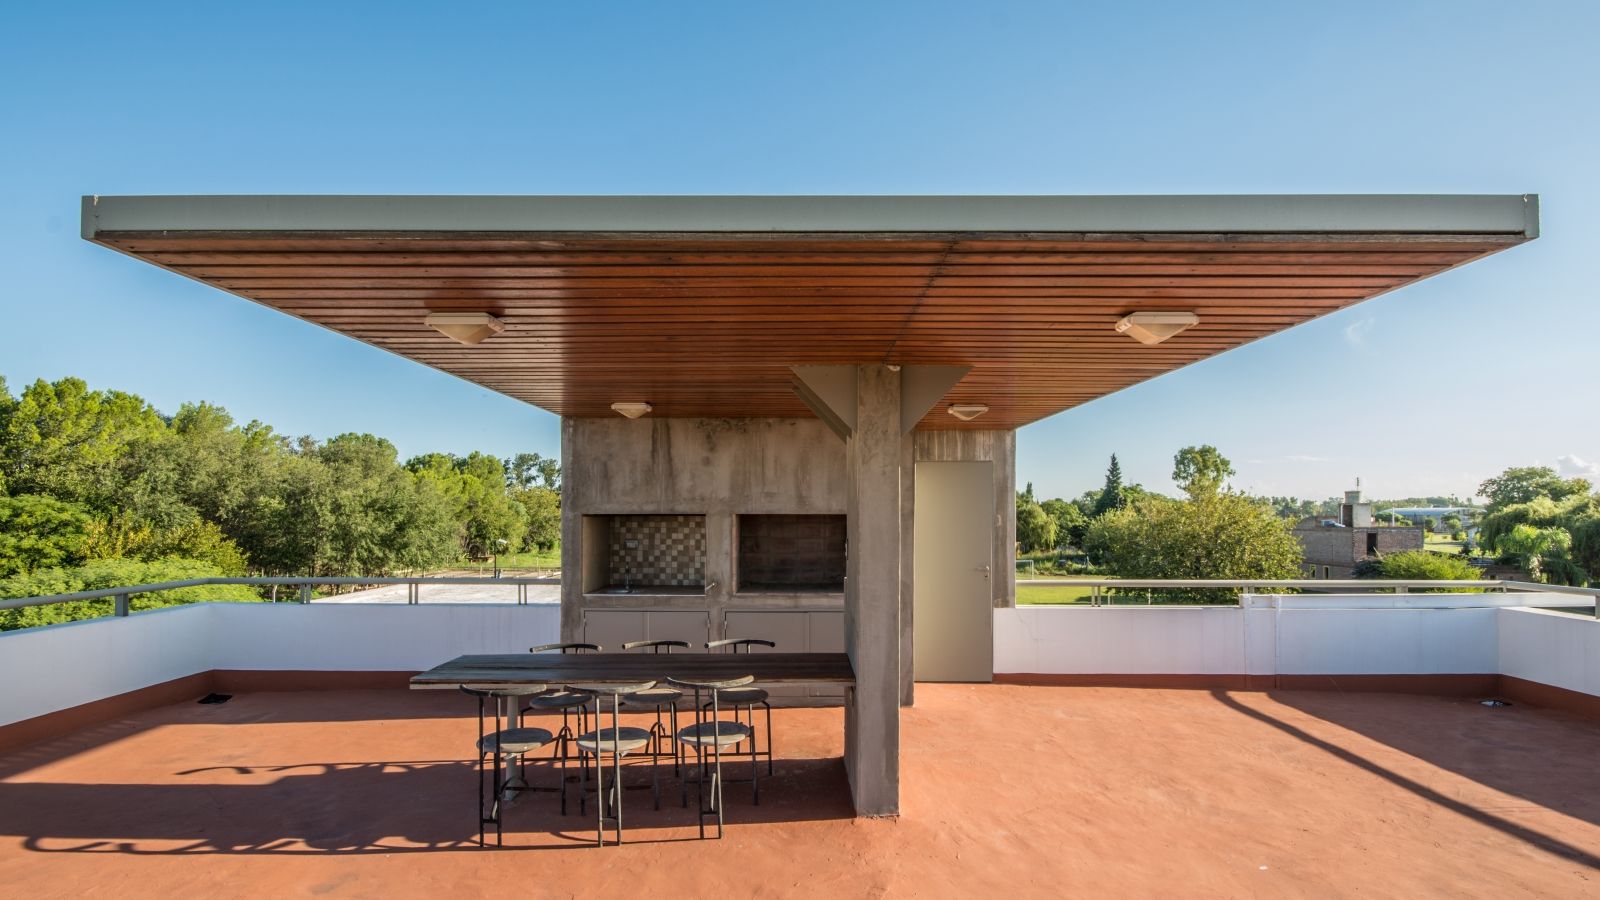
0,755,853,855
1213,690,1600,870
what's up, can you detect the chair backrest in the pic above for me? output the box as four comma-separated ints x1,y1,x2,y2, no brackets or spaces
459,684,548,698
530,642,601,654
459,684,547,743
665,674,755,719
705,638,776,654
621,639,690,654
568,681,656,729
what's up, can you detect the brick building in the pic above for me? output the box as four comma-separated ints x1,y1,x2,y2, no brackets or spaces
1293,489,1423,578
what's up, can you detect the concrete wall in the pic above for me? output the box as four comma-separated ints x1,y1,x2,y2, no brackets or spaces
0,602,562,728
561,417,848,642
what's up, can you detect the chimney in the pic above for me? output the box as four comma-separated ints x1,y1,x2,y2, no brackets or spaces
1341,488,1375,528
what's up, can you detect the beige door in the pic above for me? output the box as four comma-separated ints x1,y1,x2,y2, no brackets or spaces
913,461,994,681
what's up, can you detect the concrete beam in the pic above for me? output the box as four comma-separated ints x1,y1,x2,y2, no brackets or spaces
899,365,970,434
791,366,856,436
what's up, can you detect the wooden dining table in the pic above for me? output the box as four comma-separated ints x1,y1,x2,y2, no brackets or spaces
410,651,856,691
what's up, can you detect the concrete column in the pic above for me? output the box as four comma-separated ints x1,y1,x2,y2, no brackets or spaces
844,365,903,816
559,417,584,642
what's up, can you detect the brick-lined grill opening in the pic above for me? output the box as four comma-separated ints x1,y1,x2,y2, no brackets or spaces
737,514,847,592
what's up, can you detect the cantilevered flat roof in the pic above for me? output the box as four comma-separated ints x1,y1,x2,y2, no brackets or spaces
83,194,1537,429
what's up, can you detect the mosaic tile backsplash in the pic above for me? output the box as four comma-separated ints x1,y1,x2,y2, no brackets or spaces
607,515,707,587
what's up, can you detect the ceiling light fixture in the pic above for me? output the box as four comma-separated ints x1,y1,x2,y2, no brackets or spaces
424,312,505,345
1115,311,1199,345
611,402,653,419
947,403,989,421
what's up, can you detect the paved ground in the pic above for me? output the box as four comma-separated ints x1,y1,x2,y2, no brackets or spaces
312,582,561,604
2,685,1598,898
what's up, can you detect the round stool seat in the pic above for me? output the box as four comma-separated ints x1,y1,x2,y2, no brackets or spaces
575,726,653,755
524,689,589,711
675,720,752,747
477,727,555,756
717,687,769,705
622,687,683,707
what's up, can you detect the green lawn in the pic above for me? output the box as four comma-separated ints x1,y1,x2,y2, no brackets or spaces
1424,534,1467,556
1016,578,1100,605
469,547,561,571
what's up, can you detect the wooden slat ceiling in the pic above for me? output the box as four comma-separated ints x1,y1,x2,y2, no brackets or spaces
94,230,1523,430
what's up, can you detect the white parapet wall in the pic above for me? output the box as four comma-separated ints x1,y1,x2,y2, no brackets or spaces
0,603,213,727
210,602,561,672
994,594,1570,680
0,601,562,729
1498,606,1600,698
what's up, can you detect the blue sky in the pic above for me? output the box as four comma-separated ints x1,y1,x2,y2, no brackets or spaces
2,1,1595,502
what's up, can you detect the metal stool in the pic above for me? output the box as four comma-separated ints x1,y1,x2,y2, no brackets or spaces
669,675,757,839
619,639,689,775
460,684,558,848
526,642,600,805
705,638,776,776
571,681,659,847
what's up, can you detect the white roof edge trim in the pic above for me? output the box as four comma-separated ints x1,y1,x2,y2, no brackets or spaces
82,193,1539,239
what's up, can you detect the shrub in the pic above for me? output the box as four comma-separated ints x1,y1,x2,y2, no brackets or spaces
1083,492,1302,603
0,556,259,631
1371,550,1481,585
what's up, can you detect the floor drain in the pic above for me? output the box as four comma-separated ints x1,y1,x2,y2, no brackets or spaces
1479,698,1511,708
198,693,233,705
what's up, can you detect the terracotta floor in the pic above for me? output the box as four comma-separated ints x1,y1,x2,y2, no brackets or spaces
1,685,1598,899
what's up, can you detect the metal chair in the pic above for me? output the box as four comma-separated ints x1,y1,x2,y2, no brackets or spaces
619,639,689,775
460,684,558,847
669,674,757,839
526,642,601,794
705,638,776,775
570,681,659,846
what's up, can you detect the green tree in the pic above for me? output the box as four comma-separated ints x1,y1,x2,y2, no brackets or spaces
1041,498,1087,548
511,452,561,491
0,494,92,577
1083,492,1303,602
1478,493,1600,582
1478,466,1591,513
1091,455,1127,518
1172,444,1235,499
406,451,526,559
1016,497,1058,553
0,377,168,511
1496,523,1588,585
513,486,562,552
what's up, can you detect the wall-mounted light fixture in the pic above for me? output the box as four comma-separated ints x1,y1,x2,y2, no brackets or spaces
947,403,989,421
611,401,653,419
1114,311,1199,345
424,311,505,345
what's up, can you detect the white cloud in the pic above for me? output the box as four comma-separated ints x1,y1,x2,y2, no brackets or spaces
1343,317,1375,353
1285,454,1330,463
1557,454,1599,479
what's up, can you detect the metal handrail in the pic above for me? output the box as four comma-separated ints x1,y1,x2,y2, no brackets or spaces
0,575,560,613
5,575,1596,618
1019,576,1598,614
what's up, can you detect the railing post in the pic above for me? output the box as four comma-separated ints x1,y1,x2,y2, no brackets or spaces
299,583,311,604
113,593,129,617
